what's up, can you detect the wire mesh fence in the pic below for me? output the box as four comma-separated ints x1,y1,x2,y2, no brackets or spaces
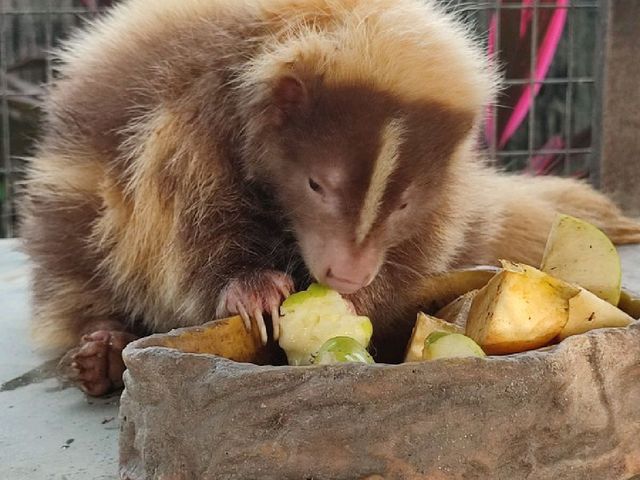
1,0,110,238
466,0,600,178
0,0,602,237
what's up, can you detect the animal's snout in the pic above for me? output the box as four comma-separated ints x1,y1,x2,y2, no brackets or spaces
324,268,373,294
318,246,381,294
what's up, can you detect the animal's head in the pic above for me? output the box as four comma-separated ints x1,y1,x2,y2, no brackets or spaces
239,0,497,294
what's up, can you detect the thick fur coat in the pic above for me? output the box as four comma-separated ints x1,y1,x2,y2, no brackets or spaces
20,0,640,364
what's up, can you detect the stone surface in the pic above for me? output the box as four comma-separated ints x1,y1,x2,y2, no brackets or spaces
119,305,640,479
620,246,640,294
0,239,119,480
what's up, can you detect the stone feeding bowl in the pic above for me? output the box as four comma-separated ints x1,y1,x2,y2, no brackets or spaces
118,271,640,480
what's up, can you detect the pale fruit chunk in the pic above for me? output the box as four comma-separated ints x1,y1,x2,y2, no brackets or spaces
312,336,374,365
279,283,373,365
162,316,268,364
466,261,579,354
419,267,499,312
422,332,486,361
280,283,353,316
435,289,479,329
404,312,463,362
619,290,640,320
541,214,622,305
558,287,635,340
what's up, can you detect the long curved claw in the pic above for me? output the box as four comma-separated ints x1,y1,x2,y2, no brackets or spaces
254,308,268,345
275,276,294,299
271,305,281,341
237,302,251,331
220,270,296,343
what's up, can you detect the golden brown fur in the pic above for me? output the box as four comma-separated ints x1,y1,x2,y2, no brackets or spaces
19,0,640,363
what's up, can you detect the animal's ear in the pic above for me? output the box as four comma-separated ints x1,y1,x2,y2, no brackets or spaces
271,74,309,123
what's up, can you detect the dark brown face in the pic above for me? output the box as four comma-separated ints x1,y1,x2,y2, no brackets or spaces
262,76,475,294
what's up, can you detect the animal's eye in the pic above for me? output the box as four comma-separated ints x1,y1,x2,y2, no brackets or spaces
308,178,323,194
398,202,409,211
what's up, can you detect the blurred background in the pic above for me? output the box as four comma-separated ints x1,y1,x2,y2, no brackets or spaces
0,0,638,238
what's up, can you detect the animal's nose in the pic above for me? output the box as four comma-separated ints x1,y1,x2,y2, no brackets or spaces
323,266,374,294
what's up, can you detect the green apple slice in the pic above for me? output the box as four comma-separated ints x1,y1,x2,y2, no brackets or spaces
279,283,372,365
280,283,352,316
404,312,463,362
541,214,622,305
422,332,486,360
558,287,635,340
312,336,374,365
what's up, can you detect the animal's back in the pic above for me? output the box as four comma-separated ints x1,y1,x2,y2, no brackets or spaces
20,0,268,352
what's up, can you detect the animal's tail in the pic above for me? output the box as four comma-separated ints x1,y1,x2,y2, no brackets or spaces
485,173,640,267
524,175,640,245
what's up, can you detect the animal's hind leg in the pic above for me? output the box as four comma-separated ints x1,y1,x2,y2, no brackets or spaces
21,175,141,395
30,284,139,396
58,318,139,396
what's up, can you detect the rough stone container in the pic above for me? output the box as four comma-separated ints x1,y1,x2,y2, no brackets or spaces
118,285,640,480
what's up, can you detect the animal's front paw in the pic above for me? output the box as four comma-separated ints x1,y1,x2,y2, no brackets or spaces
217,270,294,344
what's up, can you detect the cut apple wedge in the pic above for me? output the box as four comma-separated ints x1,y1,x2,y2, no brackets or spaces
619,290,640,320
279,283,373,365
312,336,374,365
422,332,486,361
404,312,463,362
435,289,479,329
541,214,622,305
418,267,499,312
465,261,579,354
558,287,635,340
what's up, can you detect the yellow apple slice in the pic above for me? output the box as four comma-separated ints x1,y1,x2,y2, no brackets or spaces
619,290,640,319
558,287,635,340
465,261,579,354
541,214,622,305
435,289,479,329
419,267,499,312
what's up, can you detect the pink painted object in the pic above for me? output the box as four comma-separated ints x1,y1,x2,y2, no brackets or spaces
485,1,568,150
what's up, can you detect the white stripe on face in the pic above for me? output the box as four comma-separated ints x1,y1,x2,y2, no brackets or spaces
356,117,405,244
